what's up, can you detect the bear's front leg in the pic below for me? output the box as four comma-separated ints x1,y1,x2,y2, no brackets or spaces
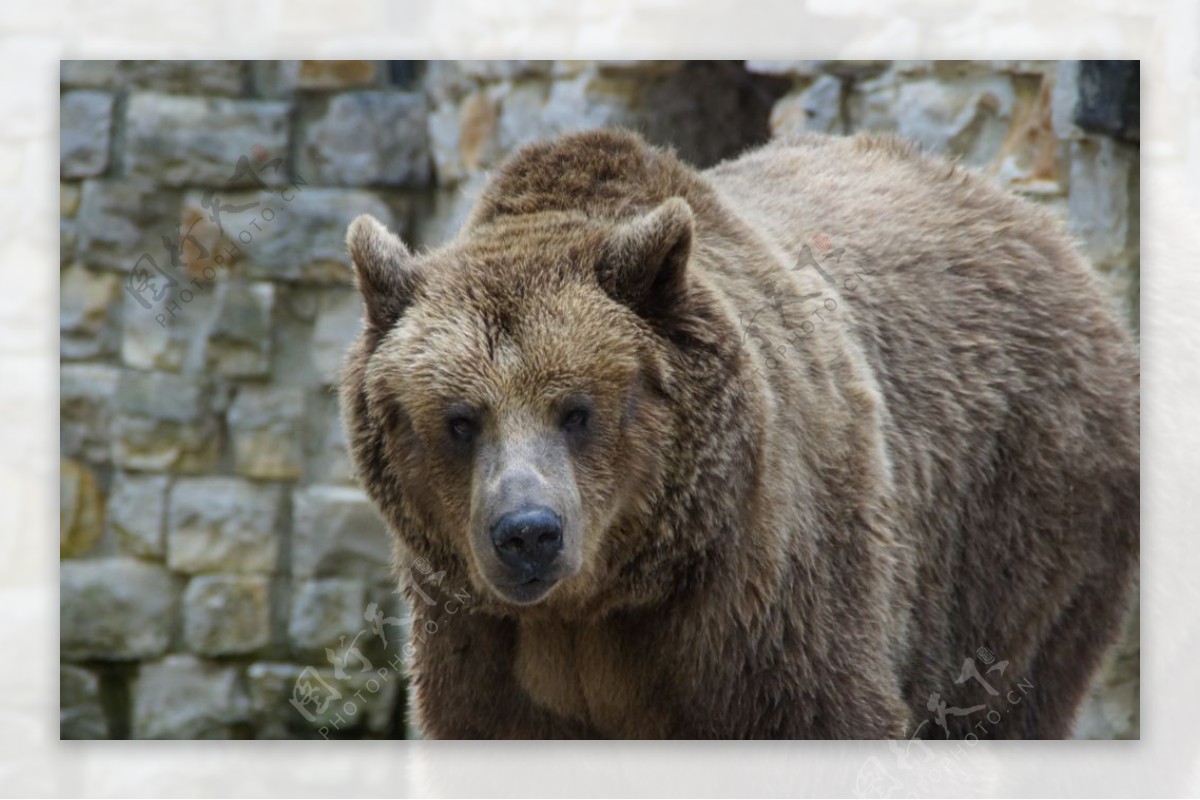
668,644,911,739
405,590,597,739
660,542,912,739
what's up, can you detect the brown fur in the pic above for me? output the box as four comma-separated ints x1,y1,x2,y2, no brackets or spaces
339,129,1139,739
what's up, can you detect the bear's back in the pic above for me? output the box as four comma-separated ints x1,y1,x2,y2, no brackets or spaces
704,132,1139,499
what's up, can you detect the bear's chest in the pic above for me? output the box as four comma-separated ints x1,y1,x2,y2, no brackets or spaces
514,619,670,737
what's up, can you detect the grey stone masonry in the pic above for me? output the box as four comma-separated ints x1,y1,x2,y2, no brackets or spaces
126,94,290,187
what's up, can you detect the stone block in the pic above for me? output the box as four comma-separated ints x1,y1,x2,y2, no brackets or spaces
769,74,845,137
288,577,368,655
299,91,431,187
854,73,1018,165
61,182,81,218
60,458,104,558
297,60,378,90
246,660,401,738
107,472,169,559
183,575,273,655
181,188,396,284
126,93,289,187
60,363,120,463
203,282,275,378
61,558,177,660
292,485,391,579
1067,136,1139,271
118,60,247,96
60,91,113,178
111,370,220,472
60,262,120,361
312,289,363,385
75,178,182,272
60,665,108,739
119,284,210,373
228,386,305,479
60,60,118,90
131,655,249,739
167,477,284,574
303,394,357,486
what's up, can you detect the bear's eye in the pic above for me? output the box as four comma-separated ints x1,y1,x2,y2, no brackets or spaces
561,406,590,433
447,415,477,442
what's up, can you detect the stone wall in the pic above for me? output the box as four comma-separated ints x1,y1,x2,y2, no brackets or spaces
59,60,1139,739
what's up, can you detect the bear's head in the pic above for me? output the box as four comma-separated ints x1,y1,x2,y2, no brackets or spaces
341,196,711,612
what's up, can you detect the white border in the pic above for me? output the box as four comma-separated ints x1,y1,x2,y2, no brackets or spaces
5,0,1197,796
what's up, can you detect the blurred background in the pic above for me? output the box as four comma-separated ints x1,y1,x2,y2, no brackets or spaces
59,59,1139,739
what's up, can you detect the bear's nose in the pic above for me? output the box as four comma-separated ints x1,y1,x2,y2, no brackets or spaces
490,506,563,577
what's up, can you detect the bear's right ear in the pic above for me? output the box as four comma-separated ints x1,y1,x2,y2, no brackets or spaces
599,197,693,322
346,214,423,332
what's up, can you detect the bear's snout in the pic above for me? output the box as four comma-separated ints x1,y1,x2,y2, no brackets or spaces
490,506,564,579
471,446,583,605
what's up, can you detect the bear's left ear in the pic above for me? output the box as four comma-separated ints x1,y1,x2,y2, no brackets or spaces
599,197,693,320
346,214,424,332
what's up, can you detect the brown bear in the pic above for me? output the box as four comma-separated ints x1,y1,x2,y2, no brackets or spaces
339,128,1139,739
